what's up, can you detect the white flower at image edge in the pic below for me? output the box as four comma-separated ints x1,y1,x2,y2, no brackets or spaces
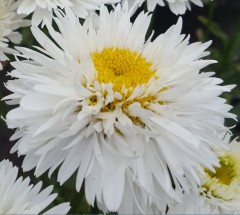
129,0,204,15
17,0,119,26
0,159,70,214
168,134,240,214
0,0,29,70
5,3,235,213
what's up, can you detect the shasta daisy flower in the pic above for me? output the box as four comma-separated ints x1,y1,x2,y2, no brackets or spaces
17,0,119,26
0,0,29,70
168,134,240,214
130,0,204,14
0,159,70,214
5,3,234,213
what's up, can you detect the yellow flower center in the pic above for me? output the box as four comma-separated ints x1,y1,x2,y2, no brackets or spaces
201,153,240,201
207,156,238,185
91,48,155,92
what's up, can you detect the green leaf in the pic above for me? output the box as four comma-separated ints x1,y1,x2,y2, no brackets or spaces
198,16,228,42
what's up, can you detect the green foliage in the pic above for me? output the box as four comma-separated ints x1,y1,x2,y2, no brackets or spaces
197,1,240,135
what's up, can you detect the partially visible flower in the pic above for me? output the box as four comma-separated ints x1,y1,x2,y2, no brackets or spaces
129,0,204,15
5,2,234,213
17,0,119,26
0,159,70,214
0,0,29,70
168,134,240,214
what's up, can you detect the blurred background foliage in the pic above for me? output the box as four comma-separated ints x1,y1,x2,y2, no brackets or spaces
0,0,240,213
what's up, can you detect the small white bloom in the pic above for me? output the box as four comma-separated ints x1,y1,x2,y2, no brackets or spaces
168,134,240,214
5,3,234,213
0,159,70,214
129,0,205,15
17,0,119,26
0,0,29,70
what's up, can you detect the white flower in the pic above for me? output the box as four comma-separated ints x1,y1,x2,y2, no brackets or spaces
167,191,217,214
0,0,29,70
0,159,70,214
5,3,235,213
17,0,119,26
129,0,204,15
168,134,240,214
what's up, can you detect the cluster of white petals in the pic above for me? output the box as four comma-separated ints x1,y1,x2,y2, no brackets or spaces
4,2,234,213
0,159,70,214
0,0,29,69
130,0,204,14
168,134,240,214
17,0,119,26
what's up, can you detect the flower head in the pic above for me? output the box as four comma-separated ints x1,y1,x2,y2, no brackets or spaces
0,159,70,214
0,0,29,69
200,135,240,213
168,134,240,214
5,3,234,213
17,0,119,26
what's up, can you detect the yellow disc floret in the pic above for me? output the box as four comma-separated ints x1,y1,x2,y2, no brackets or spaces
201,152,240,201
206,155,239,185
91,48,155,92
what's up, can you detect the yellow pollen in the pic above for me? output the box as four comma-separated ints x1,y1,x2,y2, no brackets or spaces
201,153,240,201
91,48,155,92
206,156,238,185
